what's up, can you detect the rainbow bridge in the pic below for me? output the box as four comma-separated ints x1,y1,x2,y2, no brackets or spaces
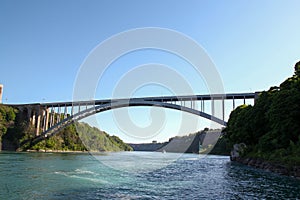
7,92,258,145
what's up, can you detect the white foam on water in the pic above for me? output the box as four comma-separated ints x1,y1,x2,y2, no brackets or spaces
54,170,108,184
74,168,96,175
183,157,199,161
69,175,109,184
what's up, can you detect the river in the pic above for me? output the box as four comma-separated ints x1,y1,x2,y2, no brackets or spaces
0,152,299,199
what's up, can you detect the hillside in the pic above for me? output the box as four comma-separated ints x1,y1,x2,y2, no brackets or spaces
225,62,300,176
0,106,132,152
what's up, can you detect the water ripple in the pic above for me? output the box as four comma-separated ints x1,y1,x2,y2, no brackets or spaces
0,152,300,199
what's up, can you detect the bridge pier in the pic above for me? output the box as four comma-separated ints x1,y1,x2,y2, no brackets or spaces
32,110,36,127
57,106,61,123
35,108,42,136
24,106,50,136
50,108,55,127
26,107,32,125
41,110,45,132
41,109,46,132
45,108,50,131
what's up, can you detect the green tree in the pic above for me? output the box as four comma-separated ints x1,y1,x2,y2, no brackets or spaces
225,61,300,166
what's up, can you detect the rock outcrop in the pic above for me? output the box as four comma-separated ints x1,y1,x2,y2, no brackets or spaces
235,157,300,179
230,144,300,179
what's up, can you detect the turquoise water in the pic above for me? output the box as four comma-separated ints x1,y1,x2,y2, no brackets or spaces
0,152,299,199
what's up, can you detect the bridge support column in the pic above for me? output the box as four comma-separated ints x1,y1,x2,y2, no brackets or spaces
233,97,235,110
43,109,48,132
41,109,45,132
57,106,61,123
27,107,32,124
71,104,74,116
211,98,215,116
35,108,42,136
199,100,203,112
50,108,54,127
200,100,202,111
32,110,36,126
222,97,225,121
45,108,50,131
64,105,67,119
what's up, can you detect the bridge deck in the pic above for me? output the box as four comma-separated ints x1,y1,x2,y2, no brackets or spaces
5,93,256,107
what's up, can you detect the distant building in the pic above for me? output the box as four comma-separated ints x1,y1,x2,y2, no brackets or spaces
0,84,3,104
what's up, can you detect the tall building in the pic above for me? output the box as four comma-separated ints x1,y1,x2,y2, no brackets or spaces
0,84,3,104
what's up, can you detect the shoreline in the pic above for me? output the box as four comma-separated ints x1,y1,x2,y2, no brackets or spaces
26,149,88,153
1,149,229,156
0,149,134,154
233,157,300,179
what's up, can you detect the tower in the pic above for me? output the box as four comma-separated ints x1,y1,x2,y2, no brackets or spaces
0,84,3,103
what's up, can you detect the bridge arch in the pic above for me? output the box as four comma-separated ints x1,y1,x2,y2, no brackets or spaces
93,100,227,125
30,99,226,146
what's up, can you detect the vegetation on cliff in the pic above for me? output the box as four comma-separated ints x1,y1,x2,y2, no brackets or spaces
225,62,300,167
0,105,17,149
0,106,132,152
28,122,132,152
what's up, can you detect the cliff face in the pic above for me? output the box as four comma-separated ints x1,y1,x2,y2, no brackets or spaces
128,133,203,153
161,132,205,153
161,131,223,154
129,130,230,155
128,142,167,151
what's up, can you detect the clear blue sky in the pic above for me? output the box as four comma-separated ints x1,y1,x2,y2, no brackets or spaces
1,0,300,143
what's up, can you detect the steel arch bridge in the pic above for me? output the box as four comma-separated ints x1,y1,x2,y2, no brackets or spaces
8,92,258,146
